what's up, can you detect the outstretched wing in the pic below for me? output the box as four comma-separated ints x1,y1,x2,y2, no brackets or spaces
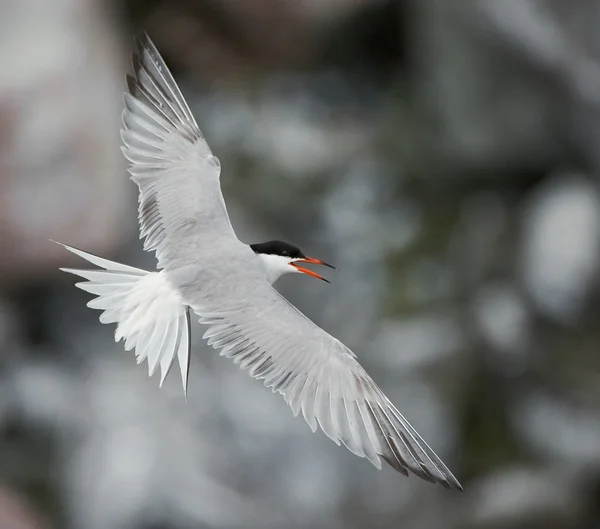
186,282,462,489
121,34,237,268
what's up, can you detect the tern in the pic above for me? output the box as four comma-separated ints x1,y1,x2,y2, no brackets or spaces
55,34,462,490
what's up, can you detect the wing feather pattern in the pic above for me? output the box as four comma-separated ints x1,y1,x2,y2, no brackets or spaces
187,284,462,489
56,242,191,394
121,34,236,269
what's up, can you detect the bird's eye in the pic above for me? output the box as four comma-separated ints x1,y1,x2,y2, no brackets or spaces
282,251,289,257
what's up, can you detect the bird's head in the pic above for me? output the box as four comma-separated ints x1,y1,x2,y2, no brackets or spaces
251,240,335,285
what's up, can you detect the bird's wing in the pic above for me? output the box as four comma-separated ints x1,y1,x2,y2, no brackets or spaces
121,34,237,269
186,281,462,489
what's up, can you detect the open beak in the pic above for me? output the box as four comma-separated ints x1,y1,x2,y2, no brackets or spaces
290,257,336,283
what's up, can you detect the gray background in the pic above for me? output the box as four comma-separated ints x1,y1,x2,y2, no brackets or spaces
1,1,600,528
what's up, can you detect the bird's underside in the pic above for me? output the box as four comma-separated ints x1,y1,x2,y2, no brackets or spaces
57,33,463,491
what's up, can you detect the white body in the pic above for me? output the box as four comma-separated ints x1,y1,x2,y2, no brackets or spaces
58,35,461,490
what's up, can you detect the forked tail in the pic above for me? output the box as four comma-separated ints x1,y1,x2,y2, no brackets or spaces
54,242,191,395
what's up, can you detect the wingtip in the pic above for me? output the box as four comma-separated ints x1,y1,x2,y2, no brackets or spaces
131,33,148,72
451,477,465,492
436,472,464,491
181,374,189,402
436,465,464,491
133,31,150,51
181,373,189,401
425,465,464,491
372,455,383,471
137,31,151,45
133,31,160,62
52,240,78,256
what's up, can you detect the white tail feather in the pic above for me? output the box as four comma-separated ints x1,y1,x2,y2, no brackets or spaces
54,241,190,395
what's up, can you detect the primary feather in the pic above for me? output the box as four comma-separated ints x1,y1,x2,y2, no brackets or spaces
121,33,236,269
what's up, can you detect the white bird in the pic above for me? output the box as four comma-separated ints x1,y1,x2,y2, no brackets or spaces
56,34,462,490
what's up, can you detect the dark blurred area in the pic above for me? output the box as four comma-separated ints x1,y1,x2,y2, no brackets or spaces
2,0,600,527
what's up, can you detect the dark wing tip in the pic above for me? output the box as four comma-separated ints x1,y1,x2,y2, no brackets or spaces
361,380,463,491
134,32,165,67
381,454,463,490
134,31,152,54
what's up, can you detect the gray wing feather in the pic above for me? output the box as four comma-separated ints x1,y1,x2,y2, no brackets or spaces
188,283,462,490
121,34,236,269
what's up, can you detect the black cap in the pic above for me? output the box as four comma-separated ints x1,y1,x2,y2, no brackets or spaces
250,240,305,259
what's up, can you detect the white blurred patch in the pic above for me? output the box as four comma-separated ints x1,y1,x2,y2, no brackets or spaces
375,314,464,372
474,283,530,373
468,466,585,527
520,174,600,323
514,391,600,468
245,101,366,176
198,94,367,177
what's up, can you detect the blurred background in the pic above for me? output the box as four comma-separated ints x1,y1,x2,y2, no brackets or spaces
2,0,600,528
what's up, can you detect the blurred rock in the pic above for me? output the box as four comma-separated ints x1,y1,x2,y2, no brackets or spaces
0,0,132,287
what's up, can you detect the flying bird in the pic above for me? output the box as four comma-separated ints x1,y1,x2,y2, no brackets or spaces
56,34,462,490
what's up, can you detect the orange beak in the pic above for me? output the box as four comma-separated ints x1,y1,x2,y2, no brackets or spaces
290,257,336,283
